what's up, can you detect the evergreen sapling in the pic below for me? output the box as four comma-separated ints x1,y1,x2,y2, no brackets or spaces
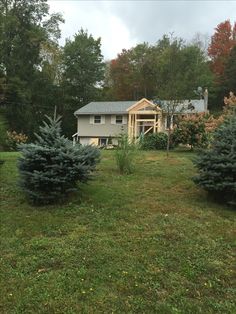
18,116,100,205
193,115,236,206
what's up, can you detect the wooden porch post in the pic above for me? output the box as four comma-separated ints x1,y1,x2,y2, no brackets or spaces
128,113,131,139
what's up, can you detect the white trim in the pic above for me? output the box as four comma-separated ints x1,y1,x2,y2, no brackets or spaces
111,115,116,124
126,98,161,112
101,115,105,124
89,115,94,124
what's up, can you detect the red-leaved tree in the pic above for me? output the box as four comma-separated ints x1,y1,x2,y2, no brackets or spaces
208,20,236,80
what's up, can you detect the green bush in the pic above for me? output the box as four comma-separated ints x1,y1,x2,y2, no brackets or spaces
115,134,136,174
193,116,236,206
18,116,100,205
141,133,168,150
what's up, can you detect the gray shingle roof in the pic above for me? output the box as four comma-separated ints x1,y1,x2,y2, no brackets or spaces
74,99,206,116
160,99,206,113
74,101,136,115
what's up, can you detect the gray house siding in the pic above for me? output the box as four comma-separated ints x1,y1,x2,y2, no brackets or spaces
74,97,209,145
77,114,128,141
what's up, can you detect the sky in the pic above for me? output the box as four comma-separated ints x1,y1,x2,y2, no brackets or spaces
48,0,236,60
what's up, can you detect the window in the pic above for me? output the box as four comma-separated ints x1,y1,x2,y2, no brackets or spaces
99,138,107,146
166,116,172,129
94,115,101,124
115,115,123,124
173,115,179,126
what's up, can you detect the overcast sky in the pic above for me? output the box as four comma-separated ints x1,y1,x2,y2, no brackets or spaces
48,0,236,60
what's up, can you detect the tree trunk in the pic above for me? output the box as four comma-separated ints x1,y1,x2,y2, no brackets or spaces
167,128,171,157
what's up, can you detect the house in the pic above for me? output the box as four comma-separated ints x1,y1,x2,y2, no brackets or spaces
73,92,208,146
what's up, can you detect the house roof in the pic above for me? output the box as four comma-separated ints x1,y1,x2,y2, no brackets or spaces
74,99,206,116
74,101,136,115
159,99,206,114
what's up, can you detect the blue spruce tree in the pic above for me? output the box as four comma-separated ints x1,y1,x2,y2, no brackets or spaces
18,116,100,205
193,115,236,207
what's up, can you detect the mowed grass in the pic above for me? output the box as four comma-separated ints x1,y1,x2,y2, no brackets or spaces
0,150,235,314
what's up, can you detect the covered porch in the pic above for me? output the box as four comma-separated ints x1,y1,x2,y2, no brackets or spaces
127,98,162,140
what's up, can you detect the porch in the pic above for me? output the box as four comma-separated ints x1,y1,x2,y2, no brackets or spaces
127,99,162,140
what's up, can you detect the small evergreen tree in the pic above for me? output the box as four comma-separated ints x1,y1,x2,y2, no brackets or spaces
18,116,100,205
193,115,236,206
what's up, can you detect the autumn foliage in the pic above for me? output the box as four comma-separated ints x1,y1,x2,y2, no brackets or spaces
172,111,227,149
224,91,236,107
208,20,236,80
6,131,28,151
110,50,134,100
172,114,208,149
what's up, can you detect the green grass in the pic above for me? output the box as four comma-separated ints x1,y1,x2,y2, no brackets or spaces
0,150,235,313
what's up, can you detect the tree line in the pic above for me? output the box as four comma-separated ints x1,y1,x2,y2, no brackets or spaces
0,0,235,141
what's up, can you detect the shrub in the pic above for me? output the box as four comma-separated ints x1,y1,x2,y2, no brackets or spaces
172,113,208,149
115,134,136,174
193,115,236,206
18,116,100,205
141,133,168,150
224,91,236,115
6,131,28,151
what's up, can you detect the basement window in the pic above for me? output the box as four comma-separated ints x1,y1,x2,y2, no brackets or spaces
99,138,107,146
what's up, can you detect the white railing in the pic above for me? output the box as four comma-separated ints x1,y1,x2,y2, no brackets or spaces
72,132,79,146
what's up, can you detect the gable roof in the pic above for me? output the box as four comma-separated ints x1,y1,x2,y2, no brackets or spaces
127,98,161,112
74,101,136,116
74,99,207,116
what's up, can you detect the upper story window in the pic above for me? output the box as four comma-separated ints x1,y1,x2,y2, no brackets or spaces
90,115,105,125
111,115,126,125
94,115,101,124
115,115,123,124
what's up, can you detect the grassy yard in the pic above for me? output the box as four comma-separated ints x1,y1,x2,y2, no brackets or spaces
0,151,235,313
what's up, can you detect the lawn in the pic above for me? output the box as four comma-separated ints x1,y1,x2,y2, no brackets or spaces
0,151,235,313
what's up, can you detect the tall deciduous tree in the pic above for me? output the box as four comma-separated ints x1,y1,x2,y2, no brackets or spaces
109,44,158,100
61,29,104,136
224,45,236,93
109,49,134,100
191,32,210,57
155,35,212,155
108,35,212,104
0,0,64,136
208,20,236,80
